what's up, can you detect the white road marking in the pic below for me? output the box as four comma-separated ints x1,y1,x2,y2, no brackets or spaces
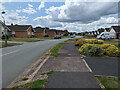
0,49,21,56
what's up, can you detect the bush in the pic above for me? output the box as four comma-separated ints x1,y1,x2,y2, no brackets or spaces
86,39,104,44
100,44,112,49
78,44,89,53
74,39,86,46
74,39,104,47
104,45,119,57
81,45,104,56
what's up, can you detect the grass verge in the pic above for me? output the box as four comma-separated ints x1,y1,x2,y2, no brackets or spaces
49,39,72,57
8,38,35,41
50,42,65,56
97,76,119,89
41,71,60,76
0,43,21,48
12,79,47,89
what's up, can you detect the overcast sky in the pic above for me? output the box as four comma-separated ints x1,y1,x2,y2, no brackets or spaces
0,0,119,32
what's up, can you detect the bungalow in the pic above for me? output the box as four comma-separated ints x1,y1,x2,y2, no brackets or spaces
105,28,110,32
56,30,65,36
34,27,45,37
46,29,56,37
0,20,11,38
7,24,35,38
110,26,120,39
98,28,105,34
92,31,95,36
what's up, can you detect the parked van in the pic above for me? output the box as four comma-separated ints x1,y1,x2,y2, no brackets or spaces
97,32,115,39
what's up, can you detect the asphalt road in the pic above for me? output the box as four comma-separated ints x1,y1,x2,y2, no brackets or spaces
1,36,82,88
85,57,119,76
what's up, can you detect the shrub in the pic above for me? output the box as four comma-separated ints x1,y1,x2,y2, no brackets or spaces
104,45,119,57
100,44,112,49
74,39,86,46
86,39,104,44
81,45,104,56
78,44,90,53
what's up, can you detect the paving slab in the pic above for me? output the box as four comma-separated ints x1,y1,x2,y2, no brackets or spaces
45,72,100,88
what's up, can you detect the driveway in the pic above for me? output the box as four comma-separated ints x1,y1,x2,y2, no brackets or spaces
85,57,119,76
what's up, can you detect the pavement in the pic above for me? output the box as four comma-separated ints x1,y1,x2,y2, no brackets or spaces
36,41,100,88
85,57,119,77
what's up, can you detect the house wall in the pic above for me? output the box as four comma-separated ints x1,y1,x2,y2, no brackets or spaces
48,33,56,37
8,26,33,38
34,32,44,37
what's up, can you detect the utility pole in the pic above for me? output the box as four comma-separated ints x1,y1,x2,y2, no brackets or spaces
1,11,7,46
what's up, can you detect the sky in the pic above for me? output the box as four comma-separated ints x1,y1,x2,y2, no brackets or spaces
0,0,119,33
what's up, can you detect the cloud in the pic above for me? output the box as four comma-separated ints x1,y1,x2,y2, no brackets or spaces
28,4,33,7
46,1,118,24
0,11,28,25
22,4,37,14
0,2,5,10
38,2,45,10
33,15,63,28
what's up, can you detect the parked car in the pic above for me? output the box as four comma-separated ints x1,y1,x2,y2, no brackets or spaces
54,35,61,39
71,34,76,38
97,32,115,39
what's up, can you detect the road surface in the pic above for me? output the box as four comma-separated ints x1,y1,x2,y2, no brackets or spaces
1,36,81,88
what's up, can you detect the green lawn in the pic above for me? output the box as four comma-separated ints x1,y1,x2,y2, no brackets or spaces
8,38,37,41
97,77,119,89
0,43,21,48
12,79,47,89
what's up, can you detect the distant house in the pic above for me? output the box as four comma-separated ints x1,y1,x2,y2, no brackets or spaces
7,24,35,38
110,26,120,39
0,20,11,38
105,28,110,32
34,27,45,37
98,28,105,34
92,31,95,36
47,29,57,37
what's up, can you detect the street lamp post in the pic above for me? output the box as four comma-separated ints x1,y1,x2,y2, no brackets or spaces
1,11,7,46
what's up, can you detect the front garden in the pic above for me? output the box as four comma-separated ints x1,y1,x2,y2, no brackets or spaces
74,38,120,57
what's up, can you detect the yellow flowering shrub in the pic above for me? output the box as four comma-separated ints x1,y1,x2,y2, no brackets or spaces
86,39,104,44
104,45,119,57
74,39,86,46
100,44,112,49
78,44,90,53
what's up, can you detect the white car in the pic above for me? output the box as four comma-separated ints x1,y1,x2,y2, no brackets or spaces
97,32,115,39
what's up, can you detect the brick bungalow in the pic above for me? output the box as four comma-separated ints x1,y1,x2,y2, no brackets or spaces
110,26,120,39
34,27,45,37
7,24,35,38
46,29,57,37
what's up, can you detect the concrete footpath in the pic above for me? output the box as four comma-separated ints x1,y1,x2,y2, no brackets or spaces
36,40,101,88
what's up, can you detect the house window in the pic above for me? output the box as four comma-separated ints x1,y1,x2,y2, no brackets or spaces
28,31,31,35
32,32,34,35
12,31,15,34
